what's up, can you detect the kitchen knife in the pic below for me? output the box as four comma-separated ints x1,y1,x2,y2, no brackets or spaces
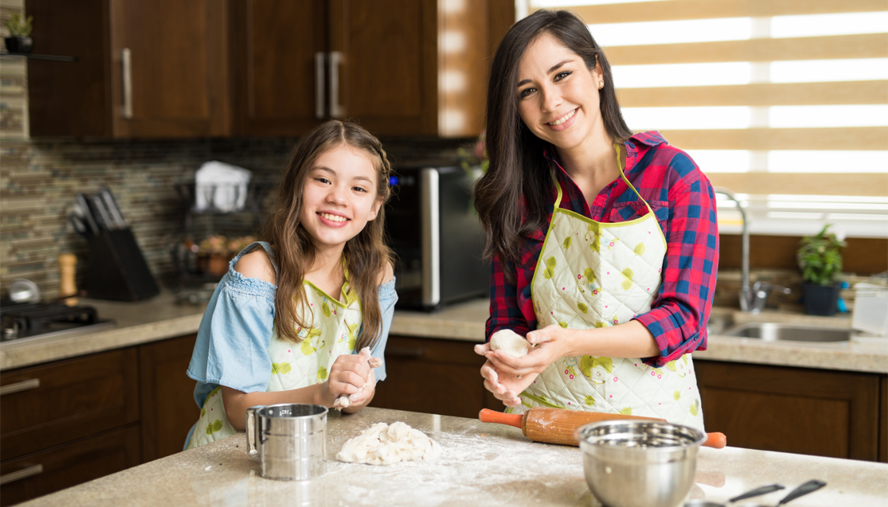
100,187,127,229
90,194,114,230
67,214,91,239
479,408,727,449
75,193,100,236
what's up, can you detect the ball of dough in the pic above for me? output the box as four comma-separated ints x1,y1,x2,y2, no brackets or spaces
489,329,531,357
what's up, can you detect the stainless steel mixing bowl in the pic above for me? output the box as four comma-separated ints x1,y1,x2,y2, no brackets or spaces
576,420,707,507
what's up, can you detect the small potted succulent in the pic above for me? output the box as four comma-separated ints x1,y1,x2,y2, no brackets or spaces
4,12,33,54
797,224,846,316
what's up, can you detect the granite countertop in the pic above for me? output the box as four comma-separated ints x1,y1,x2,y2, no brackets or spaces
392,300,888,374
1,293,885,374
17,407,888,507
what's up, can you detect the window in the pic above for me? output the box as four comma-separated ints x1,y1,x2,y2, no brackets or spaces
526,0,888,238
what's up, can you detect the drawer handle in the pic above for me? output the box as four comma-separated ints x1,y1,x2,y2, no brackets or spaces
120,48,133,119
0,378,40,396
0,464,43,486
386,346,425,358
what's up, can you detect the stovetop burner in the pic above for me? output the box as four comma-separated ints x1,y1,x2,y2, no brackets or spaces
0,301,116,342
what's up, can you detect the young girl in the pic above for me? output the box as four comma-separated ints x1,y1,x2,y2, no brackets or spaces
473,10,718,430
184,120,397,449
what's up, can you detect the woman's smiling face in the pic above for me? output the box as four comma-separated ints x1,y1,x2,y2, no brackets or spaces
516,33,604,152
299,144,382,255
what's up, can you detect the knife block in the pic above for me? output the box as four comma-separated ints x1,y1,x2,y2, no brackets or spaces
84,228,160,301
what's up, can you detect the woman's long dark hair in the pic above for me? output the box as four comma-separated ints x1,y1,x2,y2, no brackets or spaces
474,9,632,270
263,120,393,349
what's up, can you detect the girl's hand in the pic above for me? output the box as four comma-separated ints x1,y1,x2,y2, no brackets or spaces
322,353,372,407
342,368,376,409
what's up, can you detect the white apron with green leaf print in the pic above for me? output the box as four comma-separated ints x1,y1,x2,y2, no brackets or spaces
516,145,705,431
187,272,362,449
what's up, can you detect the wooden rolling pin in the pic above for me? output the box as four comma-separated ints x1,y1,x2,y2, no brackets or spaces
479,408,727,449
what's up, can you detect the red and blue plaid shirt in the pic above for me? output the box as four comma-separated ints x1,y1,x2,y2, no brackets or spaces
486,131,719,367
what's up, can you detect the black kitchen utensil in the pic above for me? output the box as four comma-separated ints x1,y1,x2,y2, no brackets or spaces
774,480,826,506
67,214,91,239
90,194,114,230
75,193,100,235
100,187,127,228
685,483,785,507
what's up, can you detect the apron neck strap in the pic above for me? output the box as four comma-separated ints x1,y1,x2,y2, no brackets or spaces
548,143,656,217
614,143,656,217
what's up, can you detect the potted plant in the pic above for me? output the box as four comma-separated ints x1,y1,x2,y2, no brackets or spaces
797,224,846,316
4,12,33,54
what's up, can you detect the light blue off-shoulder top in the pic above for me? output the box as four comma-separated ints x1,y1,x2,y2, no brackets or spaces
185,241,397,410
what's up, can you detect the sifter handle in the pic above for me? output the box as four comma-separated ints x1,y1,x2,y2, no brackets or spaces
479,409,523,429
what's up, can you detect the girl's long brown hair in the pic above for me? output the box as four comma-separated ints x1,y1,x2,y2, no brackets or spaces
264,120,393,349
474,10,632,271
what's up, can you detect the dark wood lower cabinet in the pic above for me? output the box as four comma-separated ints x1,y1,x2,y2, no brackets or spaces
0,334,200,505
373,335,505,418
881,375,887,462
0,425,140,507
695,360,884,461
139,333,200,462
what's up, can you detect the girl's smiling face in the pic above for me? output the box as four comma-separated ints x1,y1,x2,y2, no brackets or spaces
516,34,604,152
300,145,382,254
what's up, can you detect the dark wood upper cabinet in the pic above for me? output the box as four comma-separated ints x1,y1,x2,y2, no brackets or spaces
235,0,512,137
27,0,230,138
233,0,326,136
26,0,513,138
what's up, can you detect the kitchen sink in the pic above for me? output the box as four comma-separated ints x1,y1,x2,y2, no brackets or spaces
722,322,851,342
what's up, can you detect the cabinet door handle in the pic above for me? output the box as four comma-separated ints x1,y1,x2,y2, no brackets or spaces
314,52,326,119
0,378,40,396
385,345,425,359
120,48,133,119
328,51,343,118
0,464,43,486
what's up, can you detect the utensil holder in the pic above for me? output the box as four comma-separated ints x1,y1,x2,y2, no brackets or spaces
83,228,159,301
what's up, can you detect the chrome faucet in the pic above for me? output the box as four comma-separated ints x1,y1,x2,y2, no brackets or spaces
714,188,751,312
748,280,792,314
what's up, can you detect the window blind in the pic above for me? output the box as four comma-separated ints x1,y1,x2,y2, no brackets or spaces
526,0,888,238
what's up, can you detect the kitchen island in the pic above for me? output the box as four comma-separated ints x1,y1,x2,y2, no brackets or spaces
1,292,885,506
16,407,888,507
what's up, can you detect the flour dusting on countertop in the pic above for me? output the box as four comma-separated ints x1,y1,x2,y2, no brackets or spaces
325,423,596,507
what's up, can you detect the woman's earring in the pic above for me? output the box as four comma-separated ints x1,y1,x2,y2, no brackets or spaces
598,81,604,90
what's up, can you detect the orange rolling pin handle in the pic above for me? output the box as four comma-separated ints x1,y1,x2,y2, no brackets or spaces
704,432,727,449
479,408,524,430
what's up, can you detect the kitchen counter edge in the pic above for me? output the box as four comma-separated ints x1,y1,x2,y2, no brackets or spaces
1,294,885,374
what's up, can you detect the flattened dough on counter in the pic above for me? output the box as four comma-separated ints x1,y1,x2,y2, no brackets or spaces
336,422,441,465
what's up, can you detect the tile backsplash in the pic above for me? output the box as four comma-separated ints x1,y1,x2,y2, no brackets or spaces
0,136,467,300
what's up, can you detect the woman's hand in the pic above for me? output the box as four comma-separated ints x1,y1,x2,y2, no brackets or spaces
477,355,536,407
485,325,575,376
321,353,372,407
474,325,576,406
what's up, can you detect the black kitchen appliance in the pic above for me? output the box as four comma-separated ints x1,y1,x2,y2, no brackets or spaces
385,165,488,310
0,301,115,342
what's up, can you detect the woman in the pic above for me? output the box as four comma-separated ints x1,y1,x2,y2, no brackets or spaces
473,10,718,430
